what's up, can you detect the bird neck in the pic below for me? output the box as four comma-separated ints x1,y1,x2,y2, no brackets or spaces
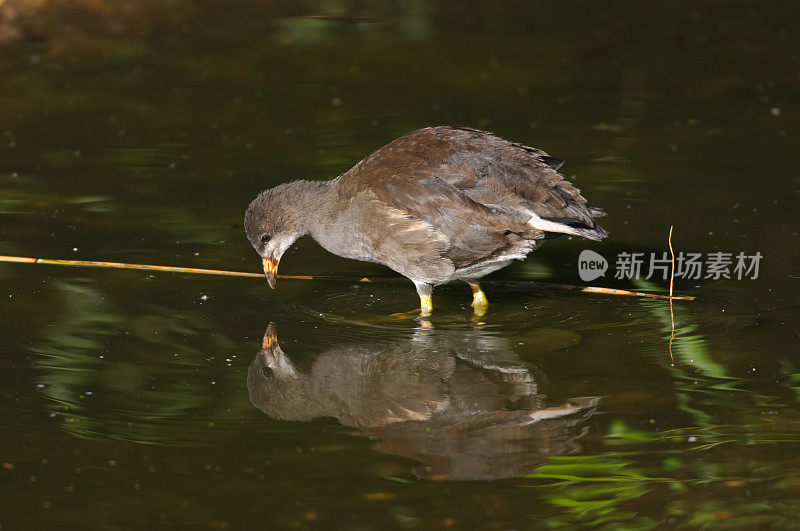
286,179,337,236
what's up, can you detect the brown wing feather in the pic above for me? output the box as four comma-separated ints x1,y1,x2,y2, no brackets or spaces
359,126,605,238
436,127,606,234
334,134,530,270
361,172,529,269
355,190,456,282
335,125,605,275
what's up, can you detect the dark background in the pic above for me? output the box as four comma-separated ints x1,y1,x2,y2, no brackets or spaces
1,1,799,528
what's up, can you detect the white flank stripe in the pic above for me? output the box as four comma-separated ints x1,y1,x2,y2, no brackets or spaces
526,211,581,236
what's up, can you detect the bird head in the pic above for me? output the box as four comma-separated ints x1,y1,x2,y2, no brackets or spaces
244,184,307,289
257,323,286,373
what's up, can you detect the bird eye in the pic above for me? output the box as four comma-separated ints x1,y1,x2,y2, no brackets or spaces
261,234,271,244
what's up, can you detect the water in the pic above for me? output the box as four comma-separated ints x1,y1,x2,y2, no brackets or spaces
1,1,799,527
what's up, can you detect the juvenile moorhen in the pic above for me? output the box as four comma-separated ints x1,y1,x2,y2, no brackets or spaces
244,126,607,315
248,324,599,480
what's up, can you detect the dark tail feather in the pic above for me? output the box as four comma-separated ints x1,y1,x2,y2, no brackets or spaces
587,205,606,218
537,155,565,170
576,224,608,241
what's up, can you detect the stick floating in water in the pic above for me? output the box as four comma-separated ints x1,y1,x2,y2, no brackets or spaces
0,255,311,280
668,225,677,360
0,255,694,301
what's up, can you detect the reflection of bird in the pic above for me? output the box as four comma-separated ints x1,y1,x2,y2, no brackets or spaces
245,126,607,315
247,324,599,481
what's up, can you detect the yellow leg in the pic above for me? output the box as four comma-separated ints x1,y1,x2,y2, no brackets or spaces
469,282,489,316
420,295,433,316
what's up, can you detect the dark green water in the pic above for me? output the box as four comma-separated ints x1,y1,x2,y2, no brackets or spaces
2,1,799,528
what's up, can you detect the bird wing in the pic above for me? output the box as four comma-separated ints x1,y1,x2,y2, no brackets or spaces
435,126,607,240
360,171,530,270
336,125,606,276
353,188,456,281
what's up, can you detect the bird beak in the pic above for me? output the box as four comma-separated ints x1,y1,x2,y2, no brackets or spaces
262,257,278,289
262,323,278,350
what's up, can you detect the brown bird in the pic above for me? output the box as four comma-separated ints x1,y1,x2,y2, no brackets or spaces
248,324,600,480
245,126,607,315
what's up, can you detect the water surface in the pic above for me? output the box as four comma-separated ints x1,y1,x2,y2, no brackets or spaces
1,1,799,528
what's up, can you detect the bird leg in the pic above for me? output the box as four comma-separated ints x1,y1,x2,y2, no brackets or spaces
420,295,433,316
468,281,489,316
415,282,434,317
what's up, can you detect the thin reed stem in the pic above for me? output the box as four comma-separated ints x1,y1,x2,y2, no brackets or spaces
0,254,694,301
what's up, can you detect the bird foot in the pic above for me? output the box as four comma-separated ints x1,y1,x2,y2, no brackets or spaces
469,285,489,317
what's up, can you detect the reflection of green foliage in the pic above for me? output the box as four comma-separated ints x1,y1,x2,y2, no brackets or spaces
528,418,800,528
526,423,666,528
527,455,661,528
632,280,729,375
606,419,656,444
276,17,333,45
632,279,745,427
31,280,250,445
779,361,800,404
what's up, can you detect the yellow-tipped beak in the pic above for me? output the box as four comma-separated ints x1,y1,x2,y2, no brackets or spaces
262,257,279,289
262,324,277,349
